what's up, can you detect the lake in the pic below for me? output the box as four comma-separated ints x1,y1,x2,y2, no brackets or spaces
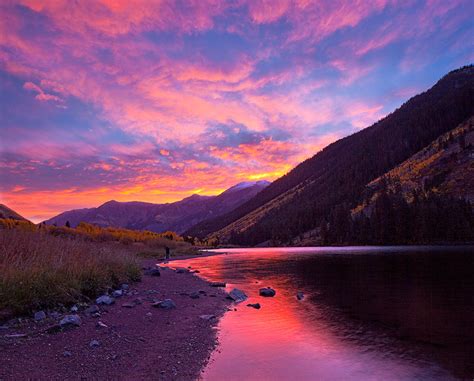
170,246,474,380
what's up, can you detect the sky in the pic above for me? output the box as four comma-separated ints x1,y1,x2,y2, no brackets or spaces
0,0,473,222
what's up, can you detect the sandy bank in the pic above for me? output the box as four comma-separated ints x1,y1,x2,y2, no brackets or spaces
0,259,231,380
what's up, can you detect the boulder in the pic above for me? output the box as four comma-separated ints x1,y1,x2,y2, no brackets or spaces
152,299,176,310
228,288,248,303
247,303,261,309
296,291,305,301
112,290,123,298
96,295,115,305
259,287,276,297
34,311,46,321
121,284,130,290
209,282,226,288
59,315,82,328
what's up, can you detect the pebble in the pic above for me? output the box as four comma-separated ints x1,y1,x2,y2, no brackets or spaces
209,282,226,287
199,314,216,321
228,288,248,303
145,268,161,277
297,291,305,300
96,295,115,305
85,305,100,315
34,311,46,321
59,315,82,328
247,303,261,309
89,340,100,348
152,299,176,309
259,287,276,297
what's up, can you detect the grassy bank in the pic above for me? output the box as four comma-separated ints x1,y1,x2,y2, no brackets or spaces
0,229,142,315
0,219,202,316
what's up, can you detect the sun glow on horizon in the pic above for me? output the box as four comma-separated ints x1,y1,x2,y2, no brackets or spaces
0,0,472,222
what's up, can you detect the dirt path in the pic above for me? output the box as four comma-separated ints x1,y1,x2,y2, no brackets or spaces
0,259,230,380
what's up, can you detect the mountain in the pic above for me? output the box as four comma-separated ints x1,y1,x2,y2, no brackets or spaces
354,116,474,217
186,65,474,245
0,204,29,222
44,181,270,234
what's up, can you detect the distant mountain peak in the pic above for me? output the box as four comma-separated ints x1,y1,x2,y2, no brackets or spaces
224,180,271,193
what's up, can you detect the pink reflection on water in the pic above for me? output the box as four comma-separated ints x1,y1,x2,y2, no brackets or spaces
170,248,455,381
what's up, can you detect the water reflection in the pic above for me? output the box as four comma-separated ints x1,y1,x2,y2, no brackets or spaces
171,247,474,380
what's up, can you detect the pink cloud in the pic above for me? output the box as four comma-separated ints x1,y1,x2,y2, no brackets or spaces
23,81,63,102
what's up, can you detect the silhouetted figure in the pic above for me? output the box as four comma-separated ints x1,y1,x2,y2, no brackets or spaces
165,246,171,261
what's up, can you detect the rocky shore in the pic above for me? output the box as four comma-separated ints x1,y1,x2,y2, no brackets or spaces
0,258,231,380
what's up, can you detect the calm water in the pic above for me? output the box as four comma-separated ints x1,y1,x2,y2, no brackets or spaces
170,247,474,380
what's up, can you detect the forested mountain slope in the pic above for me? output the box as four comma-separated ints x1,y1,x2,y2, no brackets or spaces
190,65,474,245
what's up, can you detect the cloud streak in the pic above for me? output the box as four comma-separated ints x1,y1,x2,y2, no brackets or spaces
0,0,472,221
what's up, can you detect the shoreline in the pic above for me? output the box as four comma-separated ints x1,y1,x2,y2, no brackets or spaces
0,258,231,380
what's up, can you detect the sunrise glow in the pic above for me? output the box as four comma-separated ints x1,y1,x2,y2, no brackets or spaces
1,0,472,222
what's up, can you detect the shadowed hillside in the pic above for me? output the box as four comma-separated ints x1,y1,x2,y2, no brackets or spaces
186,65,474,245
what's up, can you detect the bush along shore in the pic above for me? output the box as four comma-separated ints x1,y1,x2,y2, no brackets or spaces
0,223,234,380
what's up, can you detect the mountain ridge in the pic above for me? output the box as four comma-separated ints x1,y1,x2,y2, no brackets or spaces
188,65,474,245
44,181,270,234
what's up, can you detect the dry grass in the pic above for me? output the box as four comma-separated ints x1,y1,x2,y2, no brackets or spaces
0,229,141,315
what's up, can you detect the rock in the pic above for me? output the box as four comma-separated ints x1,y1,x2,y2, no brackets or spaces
70,305,79,313
96,321,108,328
175,267,189,274
63,351,72,357
247,303,261,309
259,287,276,297
193,270,200,273
296,291,305,300
121,284,129,290
96,295,115,305
189,292,200,299
59,315,82,328
198,290,206,295
228,288,248,303
199,314,216,321
152,299,176,310
209,282,226,288
89,340,100,348
112,290,123,298
145,268,161,276
146,312,152,317
34,311,46,321
121,303,135,308
85,305,100,315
